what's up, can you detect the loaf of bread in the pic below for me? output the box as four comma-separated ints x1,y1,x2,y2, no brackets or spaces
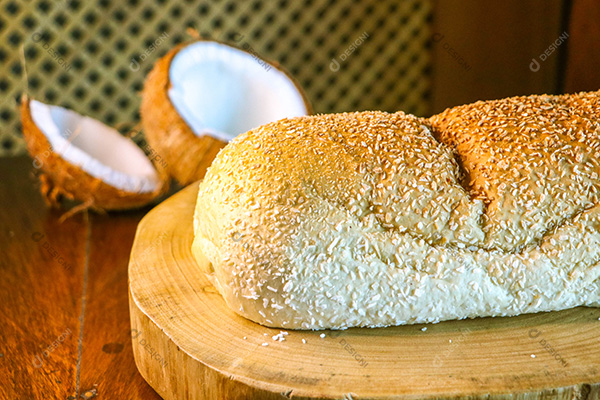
192,91,600,330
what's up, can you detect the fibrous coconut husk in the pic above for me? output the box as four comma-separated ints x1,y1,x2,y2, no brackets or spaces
20,94,169,218
141,39,312,186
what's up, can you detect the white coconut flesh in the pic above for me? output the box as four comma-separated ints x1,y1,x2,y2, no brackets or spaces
30,100,160,193
168,41,308,142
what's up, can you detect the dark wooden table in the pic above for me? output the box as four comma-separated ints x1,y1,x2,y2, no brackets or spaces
0,156,164,399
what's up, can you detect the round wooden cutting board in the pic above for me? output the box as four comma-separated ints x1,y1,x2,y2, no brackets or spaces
128,182,600,400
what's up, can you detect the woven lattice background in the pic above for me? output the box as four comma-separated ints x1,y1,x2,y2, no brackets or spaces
0,0,433,157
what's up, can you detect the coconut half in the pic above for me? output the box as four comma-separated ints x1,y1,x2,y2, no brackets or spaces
142,40,311,185
21,95,168,214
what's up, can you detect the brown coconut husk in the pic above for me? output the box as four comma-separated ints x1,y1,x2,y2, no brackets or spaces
20,94,169,217
141,39,312,186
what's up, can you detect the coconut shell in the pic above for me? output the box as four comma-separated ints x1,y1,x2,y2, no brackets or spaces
20,95,169,212
141,39,312,186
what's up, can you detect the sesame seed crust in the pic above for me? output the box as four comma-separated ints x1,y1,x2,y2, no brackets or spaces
430,90,600,252
192,91,600,330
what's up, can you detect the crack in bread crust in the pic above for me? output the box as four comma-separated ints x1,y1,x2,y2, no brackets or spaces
430,91,600,252
192,91,600,329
